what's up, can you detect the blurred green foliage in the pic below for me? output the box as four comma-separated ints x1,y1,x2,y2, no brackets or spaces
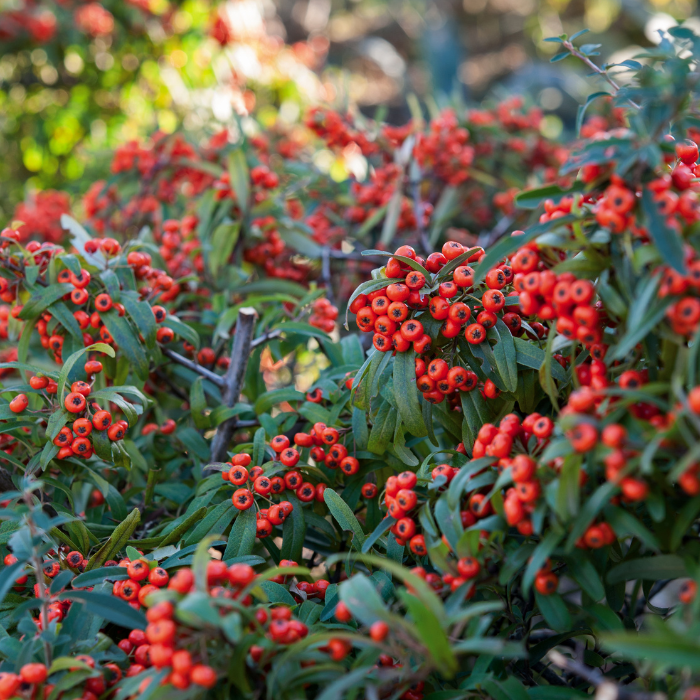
0,0,218,220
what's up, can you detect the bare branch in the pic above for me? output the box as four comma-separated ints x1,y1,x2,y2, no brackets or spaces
161,347,225,388
210,308,258,463
561,40,641,111
547,650,666,700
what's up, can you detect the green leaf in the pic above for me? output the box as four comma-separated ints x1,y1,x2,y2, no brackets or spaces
123,296,157,351
278,225,322,258
606,555,687,585
601,631,700,671
72,566,128,588
253,388,304,415
515,182,584,210
84,508,140,570
379,188,403,247
18,283,73,321
273,321,332,341
252,427,267,466
184,501,236,547
535,592,572,632
58,590,146,629
339,573,389,626
280,494,306,562
101,310,148,380
603,505,660,552
576,91,611,136
642,188,686,274
539,327,560,409
671,495,700,551
401,590,458,677
209,222,240,276
362,516,395,554
488,319,518,393
361,250,431,278
393,350,428,437
49,301,83,340
460,390,494,448
367,401,397,455
0,562,27,608
565,481,618,551
324,488,366,548
429,185,461,246
228,149,250,214
57,343,115,403
329,552,444,621
257,580,296,605
224,507,256,559
523,530,562,596
189,377,210,430
564,555,605,602
344,279,394,330
163,314,200,349
512,337,567,383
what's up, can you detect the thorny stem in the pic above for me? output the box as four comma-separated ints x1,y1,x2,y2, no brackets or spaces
562,40,642,111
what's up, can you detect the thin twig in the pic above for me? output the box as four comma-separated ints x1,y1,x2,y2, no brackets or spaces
161,347,225,388
562,40,641,110
0,257,48,287
250,328,282,349
210,308,258,463
547,650,666,700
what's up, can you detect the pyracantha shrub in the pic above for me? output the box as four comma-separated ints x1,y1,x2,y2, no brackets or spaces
2,25,700,700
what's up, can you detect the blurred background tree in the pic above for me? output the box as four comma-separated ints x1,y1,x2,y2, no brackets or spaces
1,0,698,223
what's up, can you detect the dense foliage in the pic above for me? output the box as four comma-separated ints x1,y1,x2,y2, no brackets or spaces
2,22,700,700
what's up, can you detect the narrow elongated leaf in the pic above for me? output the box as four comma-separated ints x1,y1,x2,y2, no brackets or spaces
189,377,210,430
393,350,428,437
228,150,250,214
101,311,148,380
535,591,572,632
523,530,562,595
488,320,518,393
59,590,146,629
600,633,700,671
606,555,686,585
515,182,585,209
58,343,115,402
280,495,305,562
184,501,236,547
367,401,397,454
401,591,458,677
642,188,686,274
85,508,140,571
224,507,256,559
19,283,73,321
72,567,129,588
324,488,366,547
564,555,605,601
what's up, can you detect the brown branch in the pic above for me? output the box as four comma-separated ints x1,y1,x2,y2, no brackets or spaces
562,40,641,111
250,328,282,349
547,650,666,700
161,347,226,388
0,256,48,287
210,308,258,463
